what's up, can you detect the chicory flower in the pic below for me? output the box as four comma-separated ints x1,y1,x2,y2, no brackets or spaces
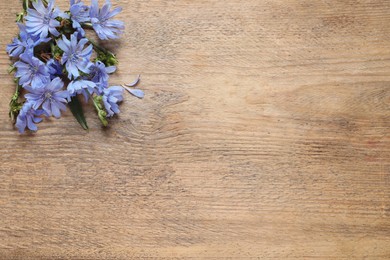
6,24,34,57
70,0,90,35
15,102,44,133
68,79,97,101
25,0,68,38
14,52,50,89
102,86,123,117
57,32,93,79
6,23,50,58
47,59,63,79
90,0,124,40
89,61,116,93
24,77,69,118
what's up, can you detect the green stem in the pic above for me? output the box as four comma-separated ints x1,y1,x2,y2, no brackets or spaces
91,93,100,111
9,84,22,122
16,12,24,23
23,0,29,11
50,42,56,56
12,85,21,102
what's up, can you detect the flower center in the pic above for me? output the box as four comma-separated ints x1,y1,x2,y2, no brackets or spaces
45,92,52,99
30,65,38,77
43,14,50,25
70,53,79,63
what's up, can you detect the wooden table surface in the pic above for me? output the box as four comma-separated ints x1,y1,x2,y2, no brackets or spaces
1,0,389,259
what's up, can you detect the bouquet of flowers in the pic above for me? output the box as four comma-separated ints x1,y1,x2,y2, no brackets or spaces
7,0,144,133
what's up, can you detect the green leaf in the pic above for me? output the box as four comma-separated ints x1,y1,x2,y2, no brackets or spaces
68,96,89,130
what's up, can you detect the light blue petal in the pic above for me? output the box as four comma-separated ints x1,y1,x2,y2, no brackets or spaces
125,75,141,87
124,86,144,99
42,100,51,116
51,101,61,118
27,116,37,131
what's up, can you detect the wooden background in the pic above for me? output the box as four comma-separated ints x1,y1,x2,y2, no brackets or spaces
0,0,389,258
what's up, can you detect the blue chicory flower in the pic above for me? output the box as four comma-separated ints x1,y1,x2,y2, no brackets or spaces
70,0,90,28
57,32,93,79
89,61,116,93
103,86,123,117
6,23,50,58
68,79,97,101
7,39,25,58
6,24,34,57
47,59,63,79
70,0,90,36
15,102,44,133
14,52,50,89
90,0,124,40
25,0,68,39
24,77,69,118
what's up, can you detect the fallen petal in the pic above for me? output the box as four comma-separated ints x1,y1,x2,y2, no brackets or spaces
125,74,141,87
122,85,144,99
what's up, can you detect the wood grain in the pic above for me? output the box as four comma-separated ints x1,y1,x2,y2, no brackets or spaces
0,0,389,258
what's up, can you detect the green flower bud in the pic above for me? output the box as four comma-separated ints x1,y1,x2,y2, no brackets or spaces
98,110,108,127
94,95,103,103
106,55,118,66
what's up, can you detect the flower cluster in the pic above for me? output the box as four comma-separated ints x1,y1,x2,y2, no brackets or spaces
7,0,143,133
